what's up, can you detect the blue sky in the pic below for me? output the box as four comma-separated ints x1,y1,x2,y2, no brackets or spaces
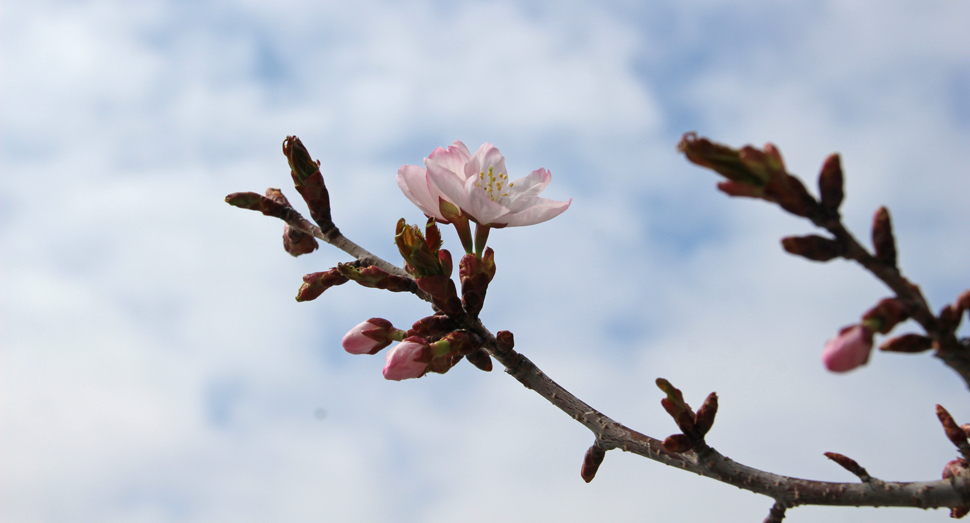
3,1,969,522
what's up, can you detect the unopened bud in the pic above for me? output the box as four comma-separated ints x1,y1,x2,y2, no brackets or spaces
862,298,914,334
781,235,843,262
824,452,871,482
282,136,321,185
465,348,493,372
337,263,414,293
871,207,897,267
677,133,768,186
296,268,349,302
382,337,432,381
495,330,515,354
342,318,400,355
409,315,459,337
694,392,718,438
818,154,844,214
225,191,288,218
580,444,606,483
657,378,696,436
879,334,933,353
283,136,333,229
414,275,462,316
662,434,693,453
937,405,969,450
283,224,318,256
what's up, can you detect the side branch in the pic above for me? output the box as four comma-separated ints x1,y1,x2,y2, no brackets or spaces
465,316,970,512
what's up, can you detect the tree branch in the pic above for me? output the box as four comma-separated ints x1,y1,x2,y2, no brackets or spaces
230,136,970,519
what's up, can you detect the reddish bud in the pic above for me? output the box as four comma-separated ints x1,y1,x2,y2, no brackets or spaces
409,315,459,337
818,154,844,214
662,434,694,453
781,235,844,262
225,191,288,218
716,180,764,198
694,392,718,438
415,275,462,316
764,173,818,218
282,136,320,184
283,136,333,229
283,225,319,256
938,405,970,451
824,452,871,482
678,133,768,186
465,348,493,372
264,188,320,256
337,264,414,293
880,334,933,353
862,298,914,334
296,269,349,302
871,207,897,267
581,444,607,483
656,378,696,436
495,330,515,354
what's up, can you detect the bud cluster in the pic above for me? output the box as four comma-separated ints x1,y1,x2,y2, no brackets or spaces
339,314,489,381
655,378,718,453
678,133,821,219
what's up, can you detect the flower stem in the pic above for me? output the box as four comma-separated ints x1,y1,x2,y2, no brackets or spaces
451,216,474,254
474,224,491,258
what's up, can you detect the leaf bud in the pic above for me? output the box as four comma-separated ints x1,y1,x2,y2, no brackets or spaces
662,434,693,454
871,207,897,267
580,444,606,483
465,348,493,372
296,268,349,302
862,298,915,334
879,333,933,353
781,235,844,262
694,392,718,438
818,153,844,213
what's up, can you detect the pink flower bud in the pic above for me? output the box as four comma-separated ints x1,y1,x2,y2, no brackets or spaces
822,324,874,372
342,318,395,355
383,337,431,380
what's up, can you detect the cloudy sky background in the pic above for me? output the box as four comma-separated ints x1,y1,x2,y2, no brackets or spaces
3,1,969,522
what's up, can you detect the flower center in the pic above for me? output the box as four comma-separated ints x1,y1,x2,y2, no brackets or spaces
477,167,514,202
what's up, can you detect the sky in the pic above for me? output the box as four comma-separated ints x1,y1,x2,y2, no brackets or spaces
2,1,969,522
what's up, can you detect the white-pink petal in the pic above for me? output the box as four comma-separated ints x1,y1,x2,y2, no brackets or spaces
397,140,570,228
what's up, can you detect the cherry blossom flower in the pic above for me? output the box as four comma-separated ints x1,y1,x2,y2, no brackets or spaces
397,141,571,228
382,338,432,381
822,324,874,372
